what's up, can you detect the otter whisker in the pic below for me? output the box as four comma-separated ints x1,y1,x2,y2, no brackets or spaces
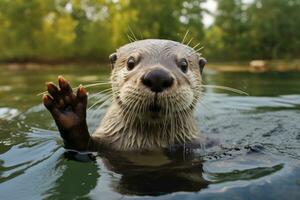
196,96,211,112
88,93,112,110
134,98,145,147
162,97,169,137
178,109,187,160
169,98,176,145
128,26,138,41
181,29,190,44
121,95,140,129
89,88,112,97
76,82,114,90
89,97,112,118
201,85,249,96
95,95,113,110
81,82,113,88
172,95,197,143
87,80,114,83
139,30,144,40
37,82,114,96
186,37,194,46
90,94,113,119
127,34,135,43
37,91,49,96
91,93,113,107
195,46,204,52
88,88,112,99
124,101,138,131
192,42,201,50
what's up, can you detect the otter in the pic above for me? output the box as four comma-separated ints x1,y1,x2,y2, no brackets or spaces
43,39,207,153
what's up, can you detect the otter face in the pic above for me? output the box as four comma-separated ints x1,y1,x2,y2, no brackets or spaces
109,39,206,120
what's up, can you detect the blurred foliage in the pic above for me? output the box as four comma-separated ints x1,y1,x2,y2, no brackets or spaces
0,0,299,62
205,0,300,61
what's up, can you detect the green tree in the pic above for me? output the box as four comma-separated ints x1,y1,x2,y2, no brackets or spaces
248,0,300,59
205,0,300,61
205,0,251,61
0,0,207,62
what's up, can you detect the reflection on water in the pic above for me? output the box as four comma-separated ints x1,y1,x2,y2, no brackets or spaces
0,66,300,199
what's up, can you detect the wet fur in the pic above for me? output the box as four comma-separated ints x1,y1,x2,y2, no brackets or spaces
93,39,204,151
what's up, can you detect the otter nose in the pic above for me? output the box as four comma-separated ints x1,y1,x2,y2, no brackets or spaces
141,69,174,92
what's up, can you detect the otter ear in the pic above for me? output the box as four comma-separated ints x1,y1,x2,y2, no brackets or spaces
109,53,117,69
198,57,207,74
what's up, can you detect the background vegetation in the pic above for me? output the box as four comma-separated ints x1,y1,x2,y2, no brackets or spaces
0,0,299,63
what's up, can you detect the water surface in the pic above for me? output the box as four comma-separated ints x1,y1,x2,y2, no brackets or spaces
0,65,300,200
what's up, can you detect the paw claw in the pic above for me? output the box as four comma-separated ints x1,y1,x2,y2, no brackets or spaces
58,76,73,93
58,75,66,86
77,86,87,97
58,75,64,82
47,82,60,98
43,94,53,108
43,95,60,118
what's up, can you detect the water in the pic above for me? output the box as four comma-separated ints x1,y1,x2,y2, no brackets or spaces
0,65,300,200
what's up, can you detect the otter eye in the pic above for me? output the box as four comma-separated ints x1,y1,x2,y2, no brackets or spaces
178,58,188,73
127,56,136,70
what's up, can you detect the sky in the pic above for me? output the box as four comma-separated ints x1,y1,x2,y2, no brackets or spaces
202,0,254,27
202,0,217,27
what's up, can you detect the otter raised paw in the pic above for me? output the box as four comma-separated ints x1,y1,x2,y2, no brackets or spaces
43,76,94,151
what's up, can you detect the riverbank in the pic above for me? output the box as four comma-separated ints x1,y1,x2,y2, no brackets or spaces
208,60,300,72
1,60,300,72
0,61,108,70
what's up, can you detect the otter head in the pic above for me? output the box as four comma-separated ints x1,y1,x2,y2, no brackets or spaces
109,39,206,122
